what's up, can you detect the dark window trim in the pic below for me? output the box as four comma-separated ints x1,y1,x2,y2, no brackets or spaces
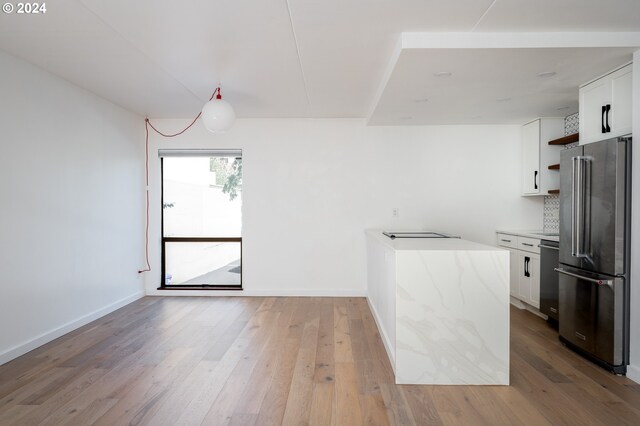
161,157,165,288
164,237,242,243
160,157,243,290
157,285,244,291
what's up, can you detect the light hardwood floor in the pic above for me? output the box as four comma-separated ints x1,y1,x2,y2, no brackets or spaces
1,297,640,425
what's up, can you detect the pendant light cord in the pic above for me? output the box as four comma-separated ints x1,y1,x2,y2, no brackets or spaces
138,87,220,274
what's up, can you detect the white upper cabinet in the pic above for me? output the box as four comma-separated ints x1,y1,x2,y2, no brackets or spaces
521,118,565,196
610,66,633,137
521,120,540,195
579,63,632,145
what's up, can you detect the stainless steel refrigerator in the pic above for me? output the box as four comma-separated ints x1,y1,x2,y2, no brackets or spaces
557,136,631,374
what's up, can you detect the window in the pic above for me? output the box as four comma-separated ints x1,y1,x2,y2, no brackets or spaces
160,150,242,289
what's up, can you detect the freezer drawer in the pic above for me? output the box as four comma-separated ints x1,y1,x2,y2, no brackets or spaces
557,265,626,367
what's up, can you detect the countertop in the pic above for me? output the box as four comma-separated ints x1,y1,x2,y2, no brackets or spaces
496,229,559,243
366,230,504,251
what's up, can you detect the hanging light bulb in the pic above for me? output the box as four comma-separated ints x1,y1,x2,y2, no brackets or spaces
201,87,235,133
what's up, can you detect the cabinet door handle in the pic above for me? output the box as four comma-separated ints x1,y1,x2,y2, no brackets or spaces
605,104,611,132
524,256,530,277
522,243,534,247
501,239,512,243
601,105,607,133
534,170,538,189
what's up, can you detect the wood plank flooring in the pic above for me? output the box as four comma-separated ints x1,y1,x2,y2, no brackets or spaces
1,296,640,425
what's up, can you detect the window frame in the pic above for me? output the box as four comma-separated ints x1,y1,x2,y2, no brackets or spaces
159,156,243,291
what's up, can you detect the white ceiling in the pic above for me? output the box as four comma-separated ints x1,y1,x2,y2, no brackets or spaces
0,0,639,124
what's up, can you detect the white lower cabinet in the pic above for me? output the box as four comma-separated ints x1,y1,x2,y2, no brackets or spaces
508,248,519,297
497,233,541,309
517,252,540,308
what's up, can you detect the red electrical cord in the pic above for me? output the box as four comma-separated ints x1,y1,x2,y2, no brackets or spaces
138,87,221,273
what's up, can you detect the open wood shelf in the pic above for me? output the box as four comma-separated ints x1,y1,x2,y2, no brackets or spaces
548,189,560,194
548,133,579,145
548,163,560,170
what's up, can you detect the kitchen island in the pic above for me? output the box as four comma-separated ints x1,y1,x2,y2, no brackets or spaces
366,230,509,385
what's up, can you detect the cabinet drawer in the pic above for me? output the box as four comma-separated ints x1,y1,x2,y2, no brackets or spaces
497,233,517,249
518,236,540,254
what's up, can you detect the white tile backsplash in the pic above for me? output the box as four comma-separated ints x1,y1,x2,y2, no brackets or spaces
564,112,579,135
543,194,560,232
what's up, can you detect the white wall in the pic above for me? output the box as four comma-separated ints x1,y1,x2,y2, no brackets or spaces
628,51,640,383
145,119,543,296
0,51,145,365
362,125,544,243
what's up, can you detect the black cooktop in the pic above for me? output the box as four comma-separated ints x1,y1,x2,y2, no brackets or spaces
382,231,459,239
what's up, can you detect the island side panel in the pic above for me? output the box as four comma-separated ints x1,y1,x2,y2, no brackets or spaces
395,249,509,385
366,234,397,371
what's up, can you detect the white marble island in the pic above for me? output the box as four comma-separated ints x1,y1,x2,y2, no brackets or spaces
366,230,510,385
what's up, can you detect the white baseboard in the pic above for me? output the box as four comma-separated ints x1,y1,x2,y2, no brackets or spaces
510,297,547,319
627,364,640,384
0,291,144,366
509,296,526,309
366,297,396,374
145,288,367,298
524,305,547,320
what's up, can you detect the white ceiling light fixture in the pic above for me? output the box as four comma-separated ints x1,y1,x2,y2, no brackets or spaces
201,87,236,133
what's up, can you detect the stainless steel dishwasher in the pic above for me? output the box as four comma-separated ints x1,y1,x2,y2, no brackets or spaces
539,239,559,323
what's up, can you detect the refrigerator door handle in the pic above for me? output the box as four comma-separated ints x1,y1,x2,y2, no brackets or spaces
582,157,591,257
554,268,614,289
572,156,591,258
571,156,580,256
